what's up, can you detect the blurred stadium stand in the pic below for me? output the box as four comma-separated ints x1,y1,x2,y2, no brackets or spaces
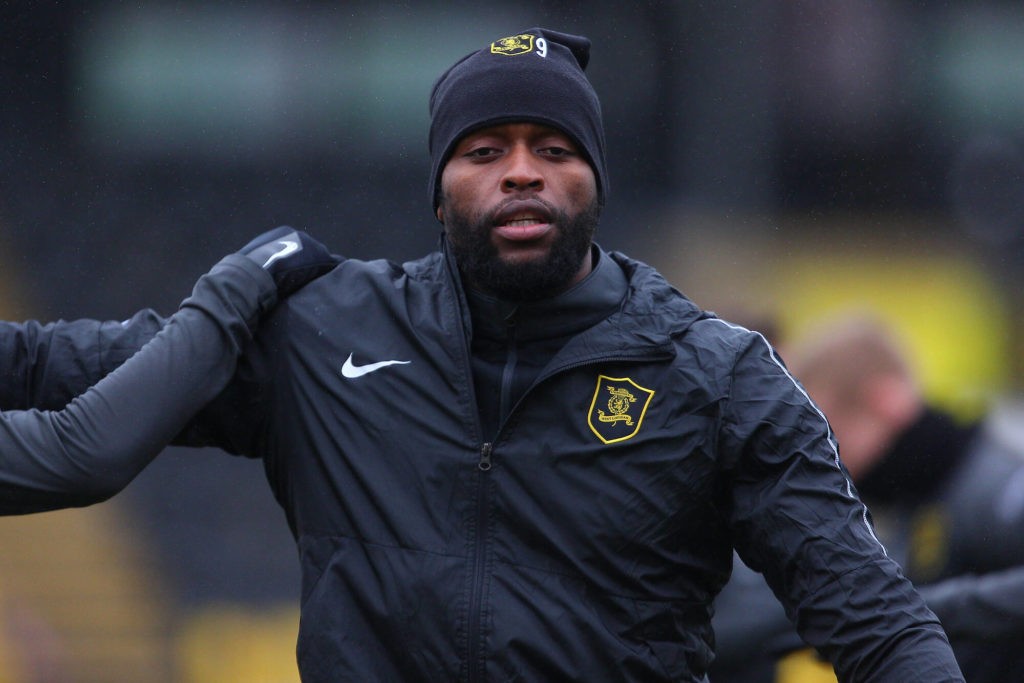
2,1,1024,680
0,507,172,683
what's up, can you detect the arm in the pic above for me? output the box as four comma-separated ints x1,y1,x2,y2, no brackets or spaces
710,565,1024,681
921,566,1024,641
0,227,338,513
720,328,964,682
0,226,336,414
0,312,165,411
0,255,272,512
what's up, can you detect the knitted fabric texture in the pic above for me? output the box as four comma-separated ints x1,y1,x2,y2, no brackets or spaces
427,27,607,210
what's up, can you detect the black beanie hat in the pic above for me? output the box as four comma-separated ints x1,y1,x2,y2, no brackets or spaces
428,28,607,211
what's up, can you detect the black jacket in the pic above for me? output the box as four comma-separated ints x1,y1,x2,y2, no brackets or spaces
0,246,962,682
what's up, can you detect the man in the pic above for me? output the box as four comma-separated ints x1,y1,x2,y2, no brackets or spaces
711,314,1024,682
0,29,963,682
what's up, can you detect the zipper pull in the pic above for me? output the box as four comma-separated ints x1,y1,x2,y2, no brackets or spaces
479,442,493,471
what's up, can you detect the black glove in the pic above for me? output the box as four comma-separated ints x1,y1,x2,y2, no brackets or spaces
238,226,340,297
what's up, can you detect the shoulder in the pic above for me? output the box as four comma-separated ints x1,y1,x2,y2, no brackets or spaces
252,250,449,339
608,252,789,398
686,316,766,351
608,249,780,368
280,251,443,303
607,250,706,333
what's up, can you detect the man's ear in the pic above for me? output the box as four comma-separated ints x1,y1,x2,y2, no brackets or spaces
436,206,445,224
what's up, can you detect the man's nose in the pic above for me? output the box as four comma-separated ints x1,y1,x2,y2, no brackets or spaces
501,144,544,192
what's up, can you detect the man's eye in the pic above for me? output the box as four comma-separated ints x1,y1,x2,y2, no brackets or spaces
465,147,498,158
541,147,573,157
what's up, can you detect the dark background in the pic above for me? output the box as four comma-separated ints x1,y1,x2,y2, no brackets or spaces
2,2,1023,680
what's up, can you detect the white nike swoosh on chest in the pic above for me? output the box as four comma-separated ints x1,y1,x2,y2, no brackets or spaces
341,353,411,378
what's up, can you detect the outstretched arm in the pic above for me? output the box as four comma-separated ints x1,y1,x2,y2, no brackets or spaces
0,312,166,411
921,565,1024,642
0,227,339,413
0,227,338,513
721,325,964,682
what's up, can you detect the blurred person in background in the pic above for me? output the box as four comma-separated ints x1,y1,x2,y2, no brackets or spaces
710,313,1024,683
0,28,963,682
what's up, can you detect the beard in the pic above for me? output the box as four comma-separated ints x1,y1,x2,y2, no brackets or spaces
442,196,602,302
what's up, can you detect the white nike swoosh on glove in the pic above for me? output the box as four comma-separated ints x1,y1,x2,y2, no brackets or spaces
262,240,300,268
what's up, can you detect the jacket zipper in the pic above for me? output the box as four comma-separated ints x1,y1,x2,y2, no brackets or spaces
441,243,493,682
498,312,518,426
478,441,493,471
467,441,492,682
466,315,516,681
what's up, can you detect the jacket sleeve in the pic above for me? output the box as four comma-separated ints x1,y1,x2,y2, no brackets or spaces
0,311,166,411
0,255,276,514
920,566,1024,641
719,328,964,682
710,552,802,673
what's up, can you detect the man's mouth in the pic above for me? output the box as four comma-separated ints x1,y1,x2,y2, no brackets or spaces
495,216,551,241
493,204,554,242
504,216,544,227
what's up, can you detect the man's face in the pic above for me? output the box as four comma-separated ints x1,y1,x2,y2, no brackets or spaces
438,122,601,301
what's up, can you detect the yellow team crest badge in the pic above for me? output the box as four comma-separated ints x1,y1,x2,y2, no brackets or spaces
588,375,655,444
491,34,535,56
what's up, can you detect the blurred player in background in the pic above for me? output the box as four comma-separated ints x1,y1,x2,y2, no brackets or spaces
712,313,1024,683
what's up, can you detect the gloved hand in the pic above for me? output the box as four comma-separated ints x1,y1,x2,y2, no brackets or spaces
238,226,340,297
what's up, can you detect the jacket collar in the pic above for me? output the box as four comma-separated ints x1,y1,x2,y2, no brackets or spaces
465,245,628,343
431,234,707,354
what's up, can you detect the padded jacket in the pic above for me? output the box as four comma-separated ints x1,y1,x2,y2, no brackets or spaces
0,245,963,682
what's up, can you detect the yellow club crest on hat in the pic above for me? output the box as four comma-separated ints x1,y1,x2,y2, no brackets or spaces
588,375,655,445
491,34,535,56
